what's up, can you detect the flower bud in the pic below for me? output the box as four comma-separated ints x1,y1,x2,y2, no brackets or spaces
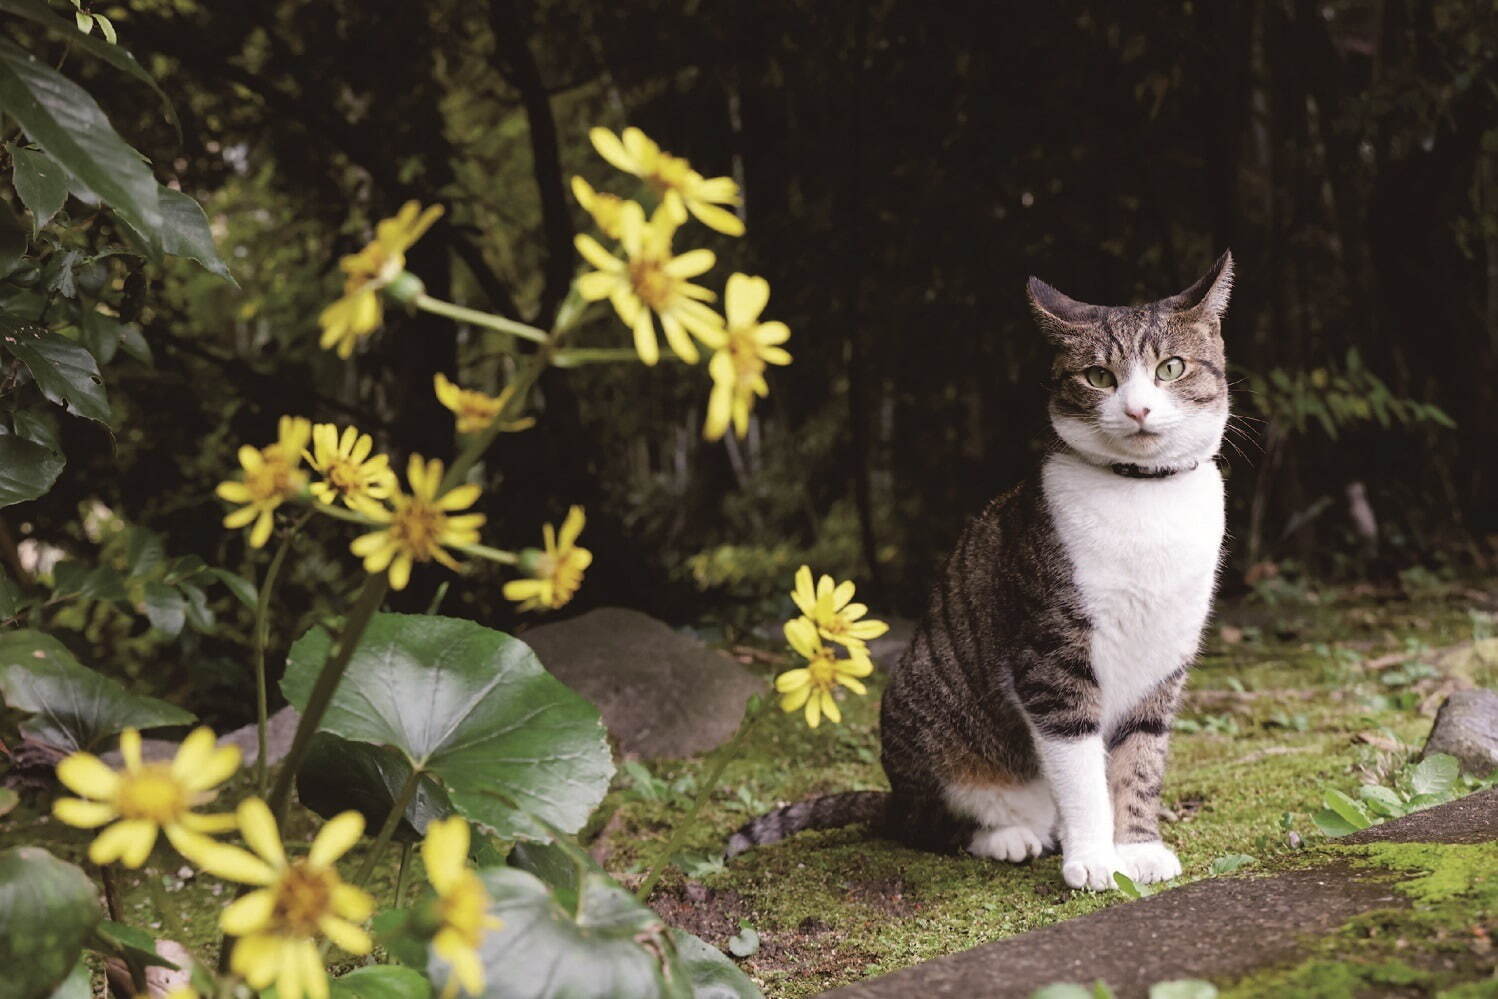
383,270,426,305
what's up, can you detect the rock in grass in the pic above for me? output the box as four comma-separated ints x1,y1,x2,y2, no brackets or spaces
519,607,763,759
1421,689,1498,776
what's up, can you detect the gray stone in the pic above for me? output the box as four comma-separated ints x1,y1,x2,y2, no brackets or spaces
866,616,916,674
819,791,1496,998
1421,689,1498,776
101,704,301,768
519,607,764,759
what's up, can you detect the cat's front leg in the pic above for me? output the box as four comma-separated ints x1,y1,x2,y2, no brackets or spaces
1108,669,1187,885
1034,734,1119,889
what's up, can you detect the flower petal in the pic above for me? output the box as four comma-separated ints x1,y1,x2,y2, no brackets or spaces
56,753,120,800
319,916,372,956
221,889,276,936
308,810,365,868
53,797,118,828
90,818,158,868
238,798,286,868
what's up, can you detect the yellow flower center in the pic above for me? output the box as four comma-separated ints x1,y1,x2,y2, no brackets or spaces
726,328,766,381
272,862,337,937
457,399,500,430
439,872,491,945
628,258,677,311
645,154,693,196
389,498,449,562
245,455,303,504
806,653,839,693
115,765,188,824
324,459,364,496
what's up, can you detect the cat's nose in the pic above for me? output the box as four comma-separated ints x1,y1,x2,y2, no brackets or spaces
1125,405,1151,425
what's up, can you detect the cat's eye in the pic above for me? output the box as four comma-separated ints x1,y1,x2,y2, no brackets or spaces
1083,367,1116,389
1156,356,1186,381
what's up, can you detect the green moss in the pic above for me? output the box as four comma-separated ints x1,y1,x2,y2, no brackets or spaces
1353,841,1498,904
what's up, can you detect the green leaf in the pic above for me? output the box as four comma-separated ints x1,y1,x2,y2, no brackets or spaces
151,185,234,283
51,562,128,603
1322,788,1373,830
329,966,433,999
180,581,213,632
297,732,454,844
1410,754,1459,797
1311,807,1361,838
0,787,17,817
0,0,174,129
371,908,430,969
0,629,194,751
1148,982,1218,999
1358,784,1407,818
44,963,90,999
1113,871,1149,898
209,567,256,609
0,37,161,240
125,526,165,577
90,919,178,970
0,565,22,618
1207,853,1256,875
3,326,111,424
0,432,66,507
282,614,613,842
1030,986,1104,999
13,404,62,451
0,846,102,999
451,867,692,999
726,926,759,958
670,930,763,999
0,197,27,275
142,581,186,638
7,144,68,232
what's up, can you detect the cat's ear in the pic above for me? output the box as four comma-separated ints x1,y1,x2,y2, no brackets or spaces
1163,249,1234,323
1027,276,1103,342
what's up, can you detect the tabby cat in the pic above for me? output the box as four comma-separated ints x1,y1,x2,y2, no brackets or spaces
728,252,1234,889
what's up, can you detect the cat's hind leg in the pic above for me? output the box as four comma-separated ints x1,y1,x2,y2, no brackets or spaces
944,780,1058,863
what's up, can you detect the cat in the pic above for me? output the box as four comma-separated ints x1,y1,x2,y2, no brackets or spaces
728,252,1233,890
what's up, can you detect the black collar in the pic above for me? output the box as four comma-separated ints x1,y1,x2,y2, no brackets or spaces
1110,460,1198,479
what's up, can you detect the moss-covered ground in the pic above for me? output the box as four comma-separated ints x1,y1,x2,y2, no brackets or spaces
595,580,1497,997
3,580,1494,998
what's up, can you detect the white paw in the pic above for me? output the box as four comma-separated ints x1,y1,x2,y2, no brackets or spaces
1060,845,1124,891
1117,840,1181,885
968,825,1047,862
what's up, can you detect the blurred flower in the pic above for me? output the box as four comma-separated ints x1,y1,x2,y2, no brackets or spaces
215,417,312,548
504,506,591,612
318,201,444,359
163,989,198,999
777,617,873,728
190,799,372,999
575,202,724,366
351,455,484,591
704,273,791,440
790,565,890,649
52,727,240,868
305,423,394,517
570,176,630,241
434,373,535,436
588,126,744,236
422,817,502,998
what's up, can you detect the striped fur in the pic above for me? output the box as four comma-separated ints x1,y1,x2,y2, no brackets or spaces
727,254,1234,889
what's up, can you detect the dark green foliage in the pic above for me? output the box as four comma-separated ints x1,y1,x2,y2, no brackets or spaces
0,846,101,999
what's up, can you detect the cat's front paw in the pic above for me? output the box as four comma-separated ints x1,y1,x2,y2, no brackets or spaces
1060,845,1123,891
969,825,1047,863
1117,840,1181,885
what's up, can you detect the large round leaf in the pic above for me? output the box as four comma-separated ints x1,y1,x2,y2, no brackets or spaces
0,847,102,999
444,868,692,999
330,966,432,999
0,629,194,751
0,432,65,508
282,614,613,841
297,732,454,843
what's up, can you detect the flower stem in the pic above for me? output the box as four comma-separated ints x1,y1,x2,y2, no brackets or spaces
451,542,519,565
635,703,767,901
414,294,549,344
254,512,311,793
395,842,414,907
354,764,423,888
305,500,379,527
551,347,653,367
267,574,389,826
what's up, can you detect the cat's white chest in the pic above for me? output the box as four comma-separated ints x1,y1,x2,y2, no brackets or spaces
1042,454,1224,731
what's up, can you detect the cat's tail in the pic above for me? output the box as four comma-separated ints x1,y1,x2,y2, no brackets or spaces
725,790,889,857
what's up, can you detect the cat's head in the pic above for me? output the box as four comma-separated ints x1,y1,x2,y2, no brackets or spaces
1027,251,1233,470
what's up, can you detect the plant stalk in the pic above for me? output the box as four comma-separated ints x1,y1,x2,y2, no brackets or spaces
414,293,549,344
395,842,414,907
266,573,389,825
354,765,423,888
253,512,311,792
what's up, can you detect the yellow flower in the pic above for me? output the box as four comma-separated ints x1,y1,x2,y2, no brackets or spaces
776,617,873,728
574,201,725,366
52,727,240,868
350,454,485,591
422,817,502,998
570,175,631,240
704,273,792,440
305,423,395,516
588,126,745,236
188,798,373,999
318,201,444,359
433,373,535,436
503,506,591,612
164,989,199,999
215,416,313,548
790,565,890,649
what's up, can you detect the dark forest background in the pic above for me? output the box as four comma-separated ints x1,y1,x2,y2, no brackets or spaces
10,0,1497,645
